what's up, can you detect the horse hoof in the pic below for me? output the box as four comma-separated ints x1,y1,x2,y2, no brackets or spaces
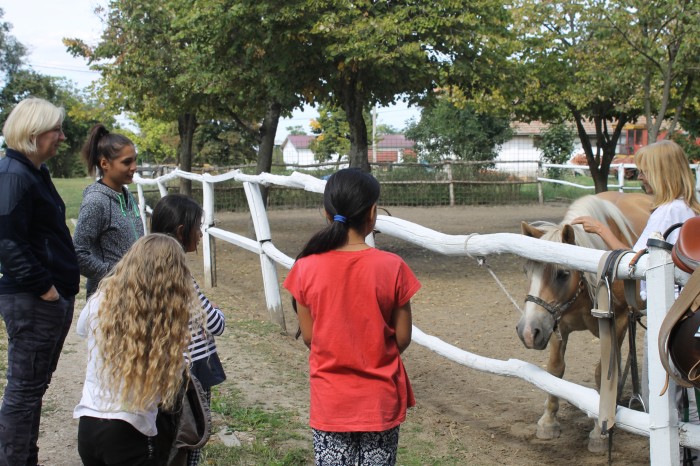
536,423,561,439
587,434,608,453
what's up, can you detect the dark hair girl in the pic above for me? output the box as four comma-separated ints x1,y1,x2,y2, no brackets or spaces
284,168,421,465
73,123,144,298
151,194,226,466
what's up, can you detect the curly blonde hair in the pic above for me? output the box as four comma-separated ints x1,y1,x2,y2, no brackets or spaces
636,140,700,214
96,234,199,411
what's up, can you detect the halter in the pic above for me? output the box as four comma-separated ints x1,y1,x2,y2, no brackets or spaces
524,276,585,330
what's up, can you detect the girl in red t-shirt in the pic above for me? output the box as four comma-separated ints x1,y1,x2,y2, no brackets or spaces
284,168,421,466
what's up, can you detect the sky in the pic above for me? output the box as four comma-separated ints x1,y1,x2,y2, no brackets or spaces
2,0,421,143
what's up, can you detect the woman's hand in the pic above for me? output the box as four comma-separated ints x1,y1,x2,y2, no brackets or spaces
40,285,60,302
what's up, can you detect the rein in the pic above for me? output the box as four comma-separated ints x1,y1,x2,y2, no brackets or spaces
524,276,585,330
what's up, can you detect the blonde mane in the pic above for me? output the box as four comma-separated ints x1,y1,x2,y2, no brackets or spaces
530,195,638,298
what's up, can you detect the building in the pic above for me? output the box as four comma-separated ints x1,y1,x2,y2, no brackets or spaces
280,135,316,166
368,134,416,163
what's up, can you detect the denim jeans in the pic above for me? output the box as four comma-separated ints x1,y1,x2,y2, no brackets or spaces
0,292,74,466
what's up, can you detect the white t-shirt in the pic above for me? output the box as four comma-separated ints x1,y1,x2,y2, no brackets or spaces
73,293,159,436
633,199,697,300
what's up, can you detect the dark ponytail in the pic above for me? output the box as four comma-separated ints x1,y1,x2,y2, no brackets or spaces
151,194,203,248
296,168,380,260
81,123,134,177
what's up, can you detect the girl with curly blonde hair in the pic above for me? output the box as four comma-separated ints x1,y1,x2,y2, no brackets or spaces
74,234,201,465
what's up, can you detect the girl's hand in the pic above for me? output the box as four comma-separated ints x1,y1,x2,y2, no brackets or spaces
571,216,602,235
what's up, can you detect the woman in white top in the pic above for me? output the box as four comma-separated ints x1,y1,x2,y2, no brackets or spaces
573,139,700,464
74,234,200,466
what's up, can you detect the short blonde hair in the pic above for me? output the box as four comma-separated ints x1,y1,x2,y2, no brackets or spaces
636,140,700,214
2,98,65,156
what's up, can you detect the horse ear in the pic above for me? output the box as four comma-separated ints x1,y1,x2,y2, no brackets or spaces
521,221,545,238
562,224,576,245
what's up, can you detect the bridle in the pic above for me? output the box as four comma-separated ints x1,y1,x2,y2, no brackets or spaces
524,275,586,330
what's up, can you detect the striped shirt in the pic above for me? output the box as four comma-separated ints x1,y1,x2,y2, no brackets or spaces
187,279,225,362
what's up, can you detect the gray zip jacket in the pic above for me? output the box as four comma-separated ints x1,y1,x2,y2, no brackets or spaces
73,181,144,297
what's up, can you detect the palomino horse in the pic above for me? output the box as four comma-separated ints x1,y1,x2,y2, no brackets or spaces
517,192,652,452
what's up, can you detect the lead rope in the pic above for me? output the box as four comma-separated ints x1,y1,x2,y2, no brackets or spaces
476,257,524,315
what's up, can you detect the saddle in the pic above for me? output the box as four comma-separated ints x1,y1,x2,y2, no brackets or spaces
665,217,700,274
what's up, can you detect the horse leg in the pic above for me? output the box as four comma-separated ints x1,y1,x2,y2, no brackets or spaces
537,335,567,439
588,310,630,453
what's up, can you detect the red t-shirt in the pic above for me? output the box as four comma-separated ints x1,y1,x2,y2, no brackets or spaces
284,247,421,432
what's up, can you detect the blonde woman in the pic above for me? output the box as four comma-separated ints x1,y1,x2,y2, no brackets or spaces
74,234,201,465
0,97,80,466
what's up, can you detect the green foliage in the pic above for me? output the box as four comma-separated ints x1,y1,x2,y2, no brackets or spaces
670,133,700,162
0,9,25,84
126,116,178,164
309,103,351,162
285,126,307,136
194,120,258,166
537,122,576,179
405,98,512,163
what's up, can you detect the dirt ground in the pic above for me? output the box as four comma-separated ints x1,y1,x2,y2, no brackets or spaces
37,203,652,465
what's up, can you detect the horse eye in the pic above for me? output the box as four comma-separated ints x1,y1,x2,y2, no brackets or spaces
556,270,570,281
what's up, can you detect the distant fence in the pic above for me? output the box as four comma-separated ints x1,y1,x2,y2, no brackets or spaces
138,159,700,210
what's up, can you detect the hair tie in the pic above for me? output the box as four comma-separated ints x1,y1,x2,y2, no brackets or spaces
333,214,347,224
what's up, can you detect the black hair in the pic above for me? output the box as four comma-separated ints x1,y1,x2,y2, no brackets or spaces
81,123,134,177
296,168,380,261
291,168,380,338
151,194,204,249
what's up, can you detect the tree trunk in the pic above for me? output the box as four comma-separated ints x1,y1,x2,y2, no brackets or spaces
570,109,628,193
256,101,282,206
178,112,197,195
339,77,370,172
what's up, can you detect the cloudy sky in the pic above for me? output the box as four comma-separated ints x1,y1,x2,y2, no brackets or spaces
3,0,420,142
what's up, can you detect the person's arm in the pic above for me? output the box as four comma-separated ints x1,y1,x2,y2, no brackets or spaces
73,194,111,280
295,302,313,349
393,301,413,354
194,280,225,335
0,174,55,297
570,216,629,250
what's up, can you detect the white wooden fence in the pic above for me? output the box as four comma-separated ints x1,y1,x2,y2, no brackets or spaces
134,168,700,464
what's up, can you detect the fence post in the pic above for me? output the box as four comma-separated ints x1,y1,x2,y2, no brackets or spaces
446,161,455,207
646,241,680,465
537,161,544,205
618,164,625,192
201,177,217,288
136,184,148,233
243,181,287,332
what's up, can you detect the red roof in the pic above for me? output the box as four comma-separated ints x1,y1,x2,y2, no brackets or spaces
285,135,315,149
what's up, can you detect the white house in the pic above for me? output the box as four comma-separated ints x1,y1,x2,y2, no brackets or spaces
497,120,599,176
281,135,316,165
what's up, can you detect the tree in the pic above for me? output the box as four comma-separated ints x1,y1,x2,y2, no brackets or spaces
404,97,512,163
0,8,25,86
286,126,307,136
604,0,700,143
499,0,643,192
537,122,576,179
307,0,511,171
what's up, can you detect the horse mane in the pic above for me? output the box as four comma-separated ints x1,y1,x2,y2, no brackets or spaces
531,195,638,299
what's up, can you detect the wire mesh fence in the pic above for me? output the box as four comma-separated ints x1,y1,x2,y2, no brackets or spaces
136,159,622,214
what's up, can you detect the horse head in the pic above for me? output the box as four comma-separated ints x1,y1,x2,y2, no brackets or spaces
516,221,592,349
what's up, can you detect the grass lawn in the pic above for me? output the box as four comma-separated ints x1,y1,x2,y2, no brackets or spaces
53,177,93,220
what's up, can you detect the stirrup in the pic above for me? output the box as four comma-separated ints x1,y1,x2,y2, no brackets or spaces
628,393,647,413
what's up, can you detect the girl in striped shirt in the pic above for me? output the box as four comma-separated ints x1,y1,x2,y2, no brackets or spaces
152,194,226,465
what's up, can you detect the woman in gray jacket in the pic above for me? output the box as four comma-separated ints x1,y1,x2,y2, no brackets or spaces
73,124,144,298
